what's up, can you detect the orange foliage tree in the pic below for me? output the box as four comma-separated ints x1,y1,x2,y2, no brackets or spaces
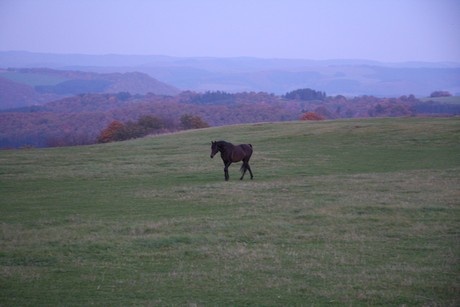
97,120,125,143
299,112,325,121
180,114,210,129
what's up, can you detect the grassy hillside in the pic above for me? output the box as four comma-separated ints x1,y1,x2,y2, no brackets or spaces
1,117,459,305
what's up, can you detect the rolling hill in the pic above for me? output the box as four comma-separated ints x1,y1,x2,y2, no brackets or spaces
1,51,459,97
0,117,459,305
0,67,180,109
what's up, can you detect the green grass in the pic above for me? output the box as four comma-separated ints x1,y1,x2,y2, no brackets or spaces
1,117,459,305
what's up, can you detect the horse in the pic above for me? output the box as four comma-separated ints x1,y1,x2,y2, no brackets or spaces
210,141,254,181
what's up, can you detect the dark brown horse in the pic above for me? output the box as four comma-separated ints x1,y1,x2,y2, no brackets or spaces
210,141,254,181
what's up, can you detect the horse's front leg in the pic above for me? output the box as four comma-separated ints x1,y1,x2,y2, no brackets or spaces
224,161,232,181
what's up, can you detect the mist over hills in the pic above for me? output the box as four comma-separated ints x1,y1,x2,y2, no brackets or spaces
1,51,459,98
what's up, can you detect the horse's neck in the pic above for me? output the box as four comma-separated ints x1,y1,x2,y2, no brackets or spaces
219,142,233,155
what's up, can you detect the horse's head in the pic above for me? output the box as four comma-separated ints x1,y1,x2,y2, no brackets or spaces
210,141,219,158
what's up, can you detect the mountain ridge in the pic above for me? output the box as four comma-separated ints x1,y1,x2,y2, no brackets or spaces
2,51,458,97
1,50,459,68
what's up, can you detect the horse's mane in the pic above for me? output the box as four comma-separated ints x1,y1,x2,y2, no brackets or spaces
216,140,232,146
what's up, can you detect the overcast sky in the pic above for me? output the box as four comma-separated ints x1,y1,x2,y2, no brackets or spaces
1,0,459,62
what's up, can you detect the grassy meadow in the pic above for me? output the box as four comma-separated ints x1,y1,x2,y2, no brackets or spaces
1,117,459,305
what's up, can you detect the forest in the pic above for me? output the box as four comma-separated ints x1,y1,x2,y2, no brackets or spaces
1,88,459,148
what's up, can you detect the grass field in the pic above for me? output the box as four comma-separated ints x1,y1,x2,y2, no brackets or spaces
1,117,459,305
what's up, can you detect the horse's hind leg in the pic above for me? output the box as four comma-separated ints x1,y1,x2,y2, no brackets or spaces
247,163,253,179
240,163,247,180
240,161,253,180
242,162,253,180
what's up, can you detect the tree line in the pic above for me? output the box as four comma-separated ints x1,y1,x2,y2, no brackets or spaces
1,88,458,148
283,88,326,101
97,114,210,143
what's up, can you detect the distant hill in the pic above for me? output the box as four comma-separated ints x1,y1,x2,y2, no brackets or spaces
142,63,460,97
0,77,43,109
1,51,459,97
0,67,179,109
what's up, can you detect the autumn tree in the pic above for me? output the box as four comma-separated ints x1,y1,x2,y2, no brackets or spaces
299,112,325,121
180,114,210,129
138,115,164,131
116,120,147,140
97,115,165,143
314,106,333,119
97,120,125,143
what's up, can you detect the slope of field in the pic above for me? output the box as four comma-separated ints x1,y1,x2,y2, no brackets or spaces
1,118,459,305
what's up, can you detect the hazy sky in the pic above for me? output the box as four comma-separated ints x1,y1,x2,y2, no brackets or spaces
1,0,459,62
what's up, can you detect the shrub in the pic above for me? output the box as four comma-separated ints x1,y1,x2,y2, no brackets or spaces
299,112,325,121
97,120,125,143
180,114,210,129
97,115,165,143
